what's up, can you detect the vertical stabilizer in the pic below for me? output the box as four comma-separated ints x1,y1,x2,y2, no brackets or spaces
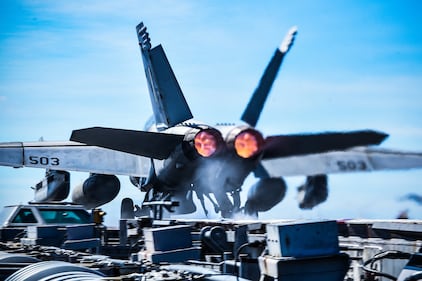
241,26,297,127
136,22,193,130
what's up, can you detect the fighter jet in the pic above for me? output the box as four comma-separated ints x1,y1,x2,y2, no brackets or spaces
1,22,422,217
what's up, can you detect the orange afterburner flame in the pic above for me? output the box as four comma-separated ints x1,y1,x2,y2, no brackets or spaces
234,131,261,158
194,131,218,157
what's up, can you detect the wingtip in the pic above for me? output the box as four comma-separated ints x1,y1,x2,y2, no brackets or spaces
69,127,95,142
361,130,389,145
378,131,389,143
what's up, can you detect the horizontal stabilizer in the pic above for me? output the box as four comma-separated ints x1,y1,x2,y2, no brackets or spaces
261,147,422,177
71,127,185,159
263,130,388,159
0,141,149,176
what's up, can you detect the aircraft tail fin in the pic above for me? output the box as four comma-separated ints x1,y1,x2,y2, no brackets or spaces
241,26,297,127
136,22,193,130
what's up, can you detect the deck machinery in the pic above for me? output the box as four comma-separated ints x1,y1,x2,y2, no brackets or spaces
0,213,421,281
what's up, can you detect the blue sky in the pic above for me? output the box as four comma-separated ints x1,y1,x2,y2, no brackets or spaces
1,1,421,225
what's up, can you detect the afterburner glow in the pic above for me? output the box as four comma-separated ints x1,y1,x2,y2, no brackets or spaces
234,131,261,158
194,131,218,157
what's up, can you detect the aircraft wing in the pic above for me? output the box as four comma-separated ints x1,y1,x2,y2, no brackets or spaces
260,147,422,177
0,141,150,176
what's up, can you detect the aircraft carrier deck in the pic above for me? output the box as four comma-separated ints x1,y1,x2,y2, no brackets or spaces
0,211,421,281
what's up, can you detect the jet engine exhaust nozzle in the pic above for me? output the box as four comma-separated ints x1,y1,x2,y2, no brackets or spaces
194,130,219,157
234,129,264,159
184,128,224,159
